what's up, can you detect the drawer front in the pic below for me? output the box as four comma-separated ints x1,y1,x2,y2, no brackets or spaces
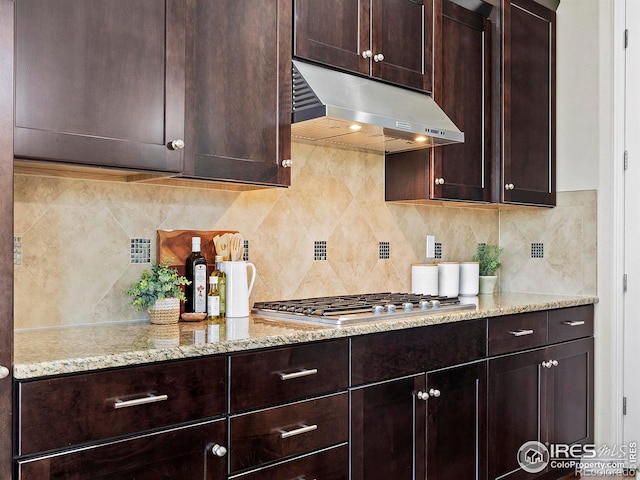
548,304,594,343
18,356,226,455
230,339,349,412
235,444,348,480
230,392,348,473
17,419,226,480
351,318,487,385
488,311,548,356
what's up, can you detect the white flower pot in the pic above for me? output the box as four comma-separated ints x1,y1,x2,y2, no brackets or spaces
478,275,498,295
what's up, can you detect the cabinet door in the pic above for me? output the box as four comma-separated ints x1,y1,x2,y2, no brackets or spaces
294,0,369,75
488,348,548,480
14,0,184,172
17,420,226,480
351,375,426,480
432,1,492,202
502,0,556,206
371,0,433,91
427,362,487,480
183,0,291,186
547,338,594,448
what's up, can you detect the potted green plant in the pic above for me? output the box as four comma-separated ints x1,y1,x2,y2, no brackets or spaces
124,262,191,324
472,243,503,294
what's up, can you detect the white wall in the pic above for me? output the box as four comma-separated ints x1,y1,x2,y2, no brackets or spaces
557,0,616,447
556,0,602,192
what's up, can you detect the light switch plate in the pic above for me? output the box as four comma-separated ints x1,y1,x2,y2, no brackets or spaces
426,235,436,258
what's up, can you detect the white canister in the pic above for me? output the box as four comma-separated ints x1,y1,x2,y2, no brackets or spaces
411,264,439,296
437,262,460,298
459,261,480,296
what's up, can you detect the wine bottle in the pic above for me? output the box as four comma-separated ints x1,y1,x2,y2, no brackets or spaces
212,255,227,317
185,237,207,313
207,275,220,319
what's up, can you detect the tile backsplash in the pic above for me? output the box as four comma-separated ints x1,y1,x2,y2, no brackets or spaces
13,142,595,329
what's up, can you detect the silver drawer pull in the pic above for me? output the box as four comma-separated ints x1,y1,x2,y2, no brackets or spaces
510,329,534,337
279,368,318,381
280,424,318,439
113,393,168,409
563,320,585,327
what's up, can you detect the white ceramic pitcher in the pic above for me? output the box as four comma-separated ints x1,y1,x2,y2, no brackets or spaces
220,261,256,318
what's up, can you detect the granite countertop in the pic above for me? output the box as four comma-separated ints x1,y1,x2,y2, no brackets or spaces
13,292,598,379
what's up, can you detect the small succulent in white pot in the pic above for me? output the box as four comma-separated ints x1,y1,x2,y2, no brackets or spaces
472,244,503,294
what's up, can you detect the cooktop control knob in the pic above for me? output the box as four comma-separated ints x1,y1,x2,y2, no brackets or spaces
372,305,385,314
431,300,441,308
419,300,430,310
386,304,396,313
403,302,413,312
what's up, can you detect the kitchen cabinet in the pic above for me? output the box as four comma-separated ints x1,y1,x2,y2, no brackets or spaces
17,419,227,480
15,356,228,479
488,306,594,480
294,0,434,92
180,0,291,186
426,362,487,480
351,375,426,479
501,0,557,206
14,0,291,187
350,319,487,480
384,0,494,203
228,340,349,476
14,0,185,173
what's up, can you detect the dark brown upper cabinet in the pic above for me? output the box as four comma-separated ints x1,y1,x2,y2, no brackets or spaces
14,0,185,173
294,0,434,92
502,0,557,206
385,0,494,203
180,0,291,187
14,0,292,187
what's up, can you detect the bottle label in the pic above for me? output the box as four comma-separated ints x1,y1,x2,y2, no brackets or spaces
194,264,207,313
218,281,226,315
208,295,220,317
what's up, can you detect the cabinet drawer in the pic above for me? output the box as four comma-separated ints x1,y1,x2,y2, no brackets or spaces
548,305,594,343
351,318,487,385
17,419,226,480
234,444,348,480
230,340,348,412
229,392,348,473
18,356,226,456
488,311,548,356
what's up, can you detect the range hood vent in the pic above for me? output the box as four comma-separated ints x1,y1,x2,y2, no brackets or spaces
291,60,464,154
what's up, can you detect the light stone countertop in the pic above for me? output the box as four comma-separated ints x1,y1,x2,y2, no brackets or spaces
13,292,598,380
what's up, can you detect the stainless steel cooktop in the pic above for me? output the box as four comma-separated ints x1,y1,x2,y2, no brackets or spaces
252,292,477,326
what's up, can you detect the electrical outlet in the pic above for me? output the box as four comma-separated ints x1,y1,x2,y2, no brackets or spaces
426,235,436,258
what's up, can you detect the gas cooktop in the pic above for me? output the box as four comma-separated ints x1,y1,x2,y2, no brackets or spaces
252,292,477,326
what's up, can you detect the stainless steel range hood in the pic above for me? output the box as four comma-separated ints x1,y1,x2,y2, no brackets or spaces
291,60,464,154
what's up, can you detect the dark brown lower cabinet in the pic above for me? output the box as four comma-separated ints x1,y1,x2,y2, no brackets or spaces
351,362,487,480
351,374,426,480
16,419,226,480
427,362,487,480
488,337,594,480
235,444,348,480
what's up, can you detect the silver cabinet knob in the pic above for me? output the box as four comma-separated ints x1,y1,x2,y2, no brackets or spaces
505,183,515,190
362,50,373,58
0,366,9,379
169,139,185,150
210,444,227,457
551,359,559,367
417,391,429,401
435,177,445,185
541,360,558,368
282,159,292,168
428,388,441,398
373,53,385,62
